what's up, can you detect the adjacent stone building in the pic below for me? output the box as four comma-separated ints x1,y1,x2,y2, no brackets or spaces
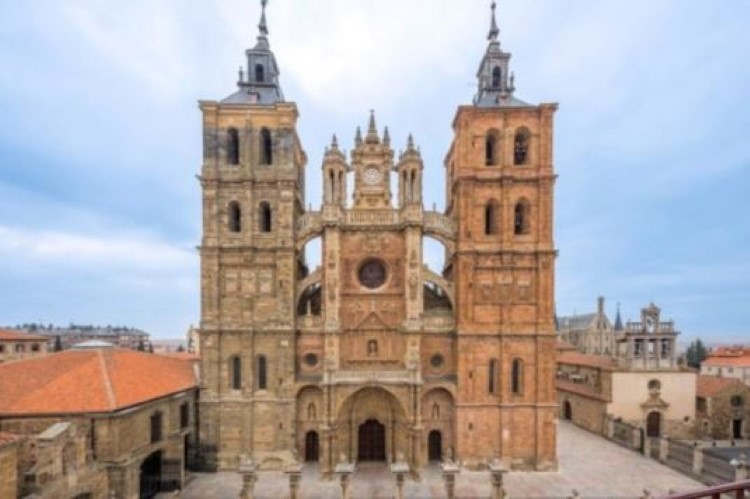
0,348,198,498
0,329,48,363
558,297,618,356
695,375,750,440
197,2,558,473
701,347,750,385
557,303,696,438
0,432,23,499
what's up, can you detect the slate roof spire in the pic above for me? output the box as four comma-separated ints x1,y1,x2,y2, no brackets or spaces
365,110,380,144
258,0,269,37
614,303,624,332
488,1,500,42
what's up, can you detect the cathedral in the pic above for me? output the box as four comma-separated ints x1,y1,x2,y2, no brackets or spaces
197,1,559,474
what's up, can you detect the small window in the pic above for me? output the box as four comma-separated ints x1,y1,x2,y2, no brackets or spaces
227,128,240,165
731,395,744,407
257,355,268,390
367,340,379,357
260,128,273,165
514,200,530,235
303,353,318,367
31,343,40,352
0,345,5,353
430,354,444,369
485,201,498,235
259,202,272,233
514,129,529,165
485,133,498,166
231,356,242,390
511,358,523,395
180,402,190,429
492,67,502,89
648,379,661,392
228,202,242,233
489,359,498,394
255,64,265,83
150,412,163,443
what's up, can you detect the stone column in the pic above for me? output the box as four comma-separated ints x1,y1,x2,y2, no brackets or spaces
390,457,410,499
238,456,257,499
659,434,669,463
692,443,703,475
489,458,507,499
285,462,303,499
441,460,460,499
334,458,355,499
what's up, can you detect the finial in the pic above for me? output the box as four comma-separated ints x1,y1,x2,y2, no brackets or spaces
355,127,363,146
509,72,516,92
488,1,500,41
407,134,415,150
259,0,269,37
332,134,339,149
238,66,245,82
366,110,380,144
383,127,391,145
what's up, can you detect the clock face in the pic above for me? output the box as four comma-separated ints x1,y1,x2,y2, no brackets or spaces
363,167,382,185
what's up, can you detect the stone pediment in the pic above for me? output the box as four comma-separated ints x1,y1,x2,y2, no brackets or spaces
641,394,669,411
355,312,389,330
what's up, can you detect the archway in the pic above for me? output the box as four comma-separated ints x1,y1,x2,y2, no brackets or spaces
358,419,386,461
305,431,320,462
428,430,442,461
563,400,572,421
139,451,162,499
646,411,661,437
733,418,743,439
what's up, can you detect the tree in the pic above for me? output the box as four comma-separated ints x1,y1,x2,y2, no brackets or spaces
137,339,146,352
176,345,186,353
53,335,63,352
686,339,708,369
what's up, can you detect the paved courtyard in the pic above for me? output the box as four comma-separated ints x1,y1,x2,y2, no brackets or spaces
178,422,704,498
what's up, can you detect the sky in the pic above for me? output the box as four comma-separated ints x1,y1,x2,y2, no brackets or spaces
0,0,748,342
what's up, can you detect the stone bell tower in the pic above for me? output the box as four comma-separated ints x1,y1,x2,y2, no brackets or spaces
445,2,558,470
197,0,308,470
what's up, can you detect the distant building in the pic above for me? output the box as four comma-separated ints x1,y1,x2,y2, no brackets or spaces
13,324,150,350
701,347,750,385
558,296,618,356
0,348,198,498
695,375,750,440
0,329,48,363
557,303,695,439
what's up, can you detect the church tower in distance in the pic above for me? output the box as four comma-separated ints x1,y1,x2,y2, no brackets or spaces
444,2,558,469
197,0,308,470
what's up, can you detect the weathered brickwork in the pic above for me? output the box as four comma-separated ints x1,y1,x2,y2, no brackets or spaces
198,3,558,473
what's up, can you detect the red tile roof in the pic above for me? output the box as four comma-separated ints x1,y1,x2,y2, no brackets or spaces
697,375,745,398
0,329,48,342
0,432,23,448
0,349,197,416
557,351,618,370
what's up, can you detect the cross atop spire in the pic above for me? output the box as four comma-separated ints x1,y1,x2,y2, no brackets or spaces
258,0,269,37
488,1,500,42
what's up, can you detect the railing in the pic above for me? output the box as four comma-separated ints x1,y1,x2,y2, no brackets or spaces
345,210,398,226
661,479,750,499
423,211,457,239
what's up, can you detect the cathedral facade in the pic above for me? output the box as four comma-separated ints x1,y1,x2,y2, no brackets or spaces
198,2,558,474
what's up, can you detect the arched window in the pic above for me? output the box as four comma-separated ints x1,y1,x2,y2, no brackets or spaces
514,200,530,235
485,133,498,166
255,64,265,83
227,128,240,165
260,128,273,165
514,128,529,165
257,355,267,390
259,202,272,233
228,202,241,233
511,358,523,395
488,359,498,394
231,356,242,390
492,67,502,89
485,201,498,235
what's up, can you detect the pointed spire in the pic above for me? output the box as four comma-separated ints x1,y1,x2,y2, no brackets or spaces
258,0,269,37
407,134,415,151
488,1,500,42
383,127,391,146
331,134,339,150
366,110,380,144
614,303,624,331
355,127,363,147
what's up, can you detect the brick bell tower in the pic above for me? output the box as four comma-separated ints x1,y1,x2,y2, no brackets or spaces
197,0,307,470
445,2,558,470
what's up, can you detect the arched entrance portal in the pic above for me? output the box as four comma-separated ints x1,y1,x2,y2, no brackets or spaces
358,419,386,461
646,411,661,437
139,451,162,499
428,430,442,461
563,401,572,421
305,431,320,462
